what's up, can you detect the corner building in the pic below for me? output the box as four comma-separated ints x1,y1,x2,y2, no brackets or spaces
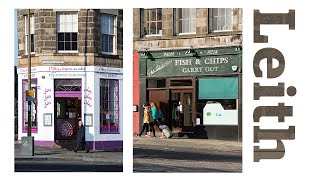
133,8,242,140
17,9,123,150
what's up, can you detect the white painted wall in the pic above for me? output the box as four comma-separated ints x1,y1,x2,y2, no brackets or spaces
18,66,123,142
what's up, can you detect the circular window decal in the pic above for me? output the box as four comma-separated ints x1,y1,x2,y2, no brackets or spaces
60,122,74,137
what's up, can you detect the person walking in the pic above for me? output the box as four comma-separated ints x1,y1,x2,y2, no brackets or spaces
150,102,166,138
73,120,89,153
137,102,154,137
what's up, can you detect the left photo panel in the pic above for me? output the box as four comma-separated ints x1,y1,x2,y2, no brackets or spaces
14,9,123,172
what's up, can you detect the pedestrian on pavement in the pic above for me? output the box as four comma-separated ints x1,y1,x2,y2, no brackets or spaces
73,120,89,153
137,102,155,137
150,102,165,138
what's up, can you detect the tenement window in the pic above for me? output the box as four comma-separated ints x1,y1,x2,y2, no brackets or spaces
56,12,78,52
101,14,116,54
142,8,162,36
174,8,196,35
100,79,120,133
24,14,35,54
209,8,234,32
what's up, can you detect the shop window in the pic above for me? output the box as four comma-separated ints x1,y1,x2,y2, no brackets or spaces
101,14,116,54
196,99,237,123
174,8,196,35
170,79,192,87
100,79,119,133
141,8,162,36
147,79,166,88
56,12,78,52
22,79,37,133
24,14,35,54
209,8,234,32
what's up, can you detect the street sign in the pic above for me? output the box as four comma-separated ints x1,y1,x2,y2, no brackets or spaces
26,90,35,101
26,90,34,97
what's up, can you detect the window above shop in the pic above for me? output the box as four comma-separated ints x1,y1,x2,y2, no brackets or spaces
174,8,196,35
141,8,162,37
24,14,35,55
56,12,78,52
209,8,235,32
101,14,116,54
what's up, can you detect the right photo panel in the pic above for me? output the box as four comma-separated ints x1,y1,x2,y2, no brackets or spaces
133,8,242,172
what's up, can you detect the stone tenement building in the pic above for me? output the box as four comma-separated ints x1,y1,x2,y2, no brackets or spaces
17,9,124,150
133,8,243,140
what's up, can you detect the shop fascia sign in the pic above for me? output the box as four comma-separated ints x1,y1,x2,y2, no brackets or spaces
143,54,241,77
139,46,242,59
18,66,123,74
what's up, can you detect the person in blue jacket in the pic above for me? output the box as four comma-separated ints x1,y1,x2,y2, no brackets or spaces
150,102,166,138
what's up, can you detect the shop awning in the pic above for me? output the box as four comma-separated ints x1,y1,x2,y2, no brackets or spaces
198,77,238,99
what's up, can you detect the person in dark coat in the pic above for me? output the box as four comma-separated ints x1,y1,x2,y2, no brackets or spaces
73,121,89,153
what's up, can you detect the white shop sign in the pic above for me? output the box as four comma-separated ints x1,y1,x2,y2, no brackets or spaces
203,102,238,125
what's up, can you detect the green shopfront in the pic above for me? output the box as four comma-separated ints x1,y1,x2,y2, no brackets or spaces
139,46,242,140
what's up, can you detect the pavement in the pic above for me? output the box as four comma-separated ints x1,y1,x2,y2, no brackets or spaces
14,141,123,166
133,133,242,153
133,133,242,172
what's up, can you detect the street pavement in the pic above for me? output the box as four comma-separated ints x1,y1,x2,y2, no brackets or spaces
14,141,123,172
133,135,242,172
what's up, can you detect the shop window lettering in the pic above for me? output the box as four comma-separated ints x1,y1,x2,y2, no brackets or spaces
84,87,93,107
253,10,296,162
43,88,52,108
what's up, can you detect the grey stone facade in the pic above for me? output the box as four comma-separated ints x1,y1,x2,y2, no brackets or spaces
133,8,242,51
17,9,123,68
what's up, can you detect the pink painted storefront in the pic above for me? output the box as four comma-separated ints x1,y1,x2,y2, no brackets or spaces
17,66,123,151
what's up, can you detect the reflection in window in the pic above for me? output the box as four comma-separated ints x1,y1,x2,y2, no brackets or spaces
24,14,35,54
209,8,234,32
56,12,78,51
101,14,116,54
142,8,162,36
174,8,196,34
100,79,119,133
22,79,37,132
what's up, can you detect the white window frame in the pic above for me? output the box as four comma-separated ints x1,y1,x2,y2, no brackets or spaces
209,8,234,32
174,8,196,35
142,8,162,37
101,14,116,55
24,15,35,55
56,12,78,53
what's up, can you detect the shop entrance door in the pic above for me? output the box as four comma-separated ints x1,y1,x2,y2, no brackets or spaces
170,89,193,133
55,97,82,141
148,89,168,125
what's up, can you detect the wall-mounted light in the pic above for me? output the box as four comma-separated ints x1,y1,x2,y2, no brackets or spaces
185,49,198,57
141,51,153,60
142,51,148,57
